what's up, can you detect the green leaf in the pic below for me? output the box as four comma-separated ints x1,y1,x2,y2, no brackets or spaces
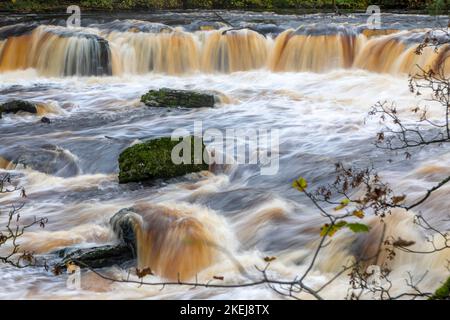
346,223,370,233
320,224,332,237
320,221,370,237
320,221,347,237
292,177,308,192
335,221,348,228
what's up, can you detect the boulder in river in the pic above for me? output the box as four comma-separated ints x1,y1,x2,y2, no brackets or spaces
140,88,216,108
0,100,37,118
54,244,133,271
109,208,138,250
118,136,209,184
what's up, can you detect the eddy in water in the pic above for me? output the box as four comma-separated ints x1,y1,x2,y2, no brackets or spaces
0,4,449,302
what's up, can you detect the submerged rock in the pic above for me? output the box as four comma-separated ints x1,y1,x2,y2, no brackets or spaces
41,116,51,124
141,88,216,108
0,100,37,118
118,136,209,184
0,144,80,177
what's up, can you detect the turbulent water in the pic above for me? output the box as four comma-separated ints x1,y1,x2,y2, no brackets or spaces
0,11,449,299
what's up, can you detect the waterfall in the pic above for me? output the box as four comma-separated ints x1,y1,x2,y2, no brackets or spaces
0,23,448,76
0,25,111,76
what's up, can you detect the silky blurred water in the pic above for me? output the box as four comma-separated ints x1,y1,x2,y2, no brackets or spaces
0,12,449,299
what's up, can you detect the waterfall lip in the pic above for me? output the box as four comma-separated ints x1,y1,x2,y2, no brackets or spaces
89,19,173,34
41,25,106,41
0,23,38,40
289,24,449,47
242,23,285,36
363,28,450,46
183,21,229,32
294,24,359,36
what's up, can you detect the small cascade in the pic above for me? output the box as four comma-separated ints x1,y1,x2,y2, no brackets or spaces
268,26,361,72
108,29,200,75
353,30,450,74
200,29,269,73
0,25,111,76
119,203,223,281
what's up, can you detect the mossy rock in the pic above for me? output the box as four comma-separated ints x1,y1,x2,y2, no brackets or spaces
118,136,209,184
430,276,450,300
141,88,216,108
0,100,37,116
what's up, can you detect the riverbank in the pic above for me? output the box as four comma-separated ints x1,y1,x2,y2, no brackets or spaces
0,0,447,15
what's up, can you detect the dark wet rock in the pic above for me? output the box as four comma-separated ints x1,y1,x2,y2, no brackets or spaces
141,88,216,108
1,144,80,177
248,23,285,36
0,23,38,40
110,208,137,249
0,100,37,116
118,136,209,184
54,244,133,270
41,116,51,124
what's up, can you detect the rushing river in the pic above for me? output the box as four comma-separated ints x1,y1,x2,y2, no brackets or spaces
0,11,449,299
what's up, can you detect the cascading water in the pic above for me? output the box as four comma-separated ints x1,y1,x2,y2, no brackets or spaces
0,20,448,76
116,202,228,281
0,25,111,76
0,11,449,299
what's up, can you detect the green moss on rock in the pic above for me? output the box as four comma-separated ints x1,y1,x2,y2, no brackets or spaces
0,100,37,115
118,136,209,183
141,88,216,108
430,276,450,300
